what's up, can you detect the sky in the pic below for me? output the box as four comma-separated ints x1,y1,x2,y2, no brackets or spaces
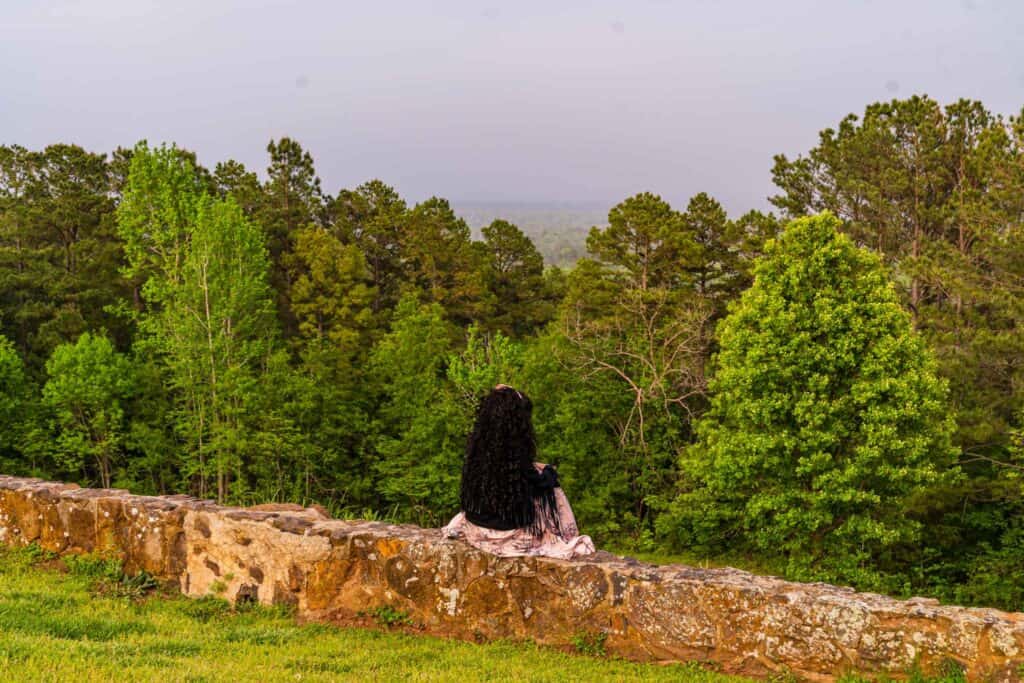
2,0,1023,215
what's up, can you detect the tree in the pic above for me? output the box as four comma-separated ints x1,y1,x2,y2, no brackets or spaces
167,194,278,502
548,192,730,543
213,159,262,218
400,197,485,326
678,192,739,310
289,226,376,360
769,98,1024,599
479,219,553,337
42,332,134,488
116,141,204,305
0,144,127,369
770,96,1024,451
586,192,680,291
369,295,461,523
664,213,958,587
259,138,324,337
0,335,31,470
330,180,407,314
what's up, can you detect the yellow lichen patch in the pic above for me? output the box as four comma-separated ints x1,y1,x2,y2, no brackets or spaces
375,537,404,559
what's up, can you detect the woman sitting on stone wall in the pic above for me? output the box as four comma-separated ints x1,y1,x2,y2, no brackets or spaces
442,384,595,559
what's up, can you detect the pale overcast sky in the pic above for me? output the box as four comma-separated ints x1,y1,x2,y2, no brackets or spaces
2,0,1023,213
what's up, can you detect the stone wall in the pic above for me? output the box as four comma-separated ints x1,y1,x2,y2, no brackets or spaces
1,475,1021,681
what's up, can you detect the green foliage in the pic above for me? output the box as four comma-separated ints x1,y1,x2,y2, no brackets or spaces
359,605,415,628
62,549,159,601
0,144,127,369
330,179,408,314
0,334,30,468
259,137,324,337
4,111,1024,612
42,332,134,488
14,542,57,566
771,96,1024,451
64,553,123,581
401,197,486,326
116,141,203,302
570,630,608,657
479,218,555,336
665,213,958,587
369,295,462,524
289,225,376,357
770,97,1024,602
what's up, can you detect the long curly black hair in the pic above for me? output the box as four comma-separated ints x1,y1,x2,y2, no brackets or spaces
460,386,562,536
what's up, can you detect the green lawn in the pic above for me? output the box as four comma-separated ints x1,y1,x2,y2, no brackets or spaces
0,545,752,683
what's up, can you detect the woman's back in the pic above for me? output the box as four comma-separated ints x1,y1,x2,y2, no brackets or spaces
443,385,595,559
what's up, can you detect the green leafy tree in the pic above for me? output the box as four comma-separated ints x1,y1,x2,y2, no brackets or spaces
42,332,134,488
116,141,204,306
0,334,31,470
168,195,278,502
770,98,1024,600
369,295,461,523
770,96,1024,450
664,213,958,587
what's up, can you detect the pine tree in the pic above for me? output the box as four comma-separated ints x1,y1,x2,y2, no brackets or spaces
479,219,553,337
259,138,324,338
330,180,407,314
400,197,484,326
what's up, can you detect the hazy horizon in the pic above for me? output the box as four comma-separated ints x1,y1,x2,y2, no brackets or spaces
3,1,1023,215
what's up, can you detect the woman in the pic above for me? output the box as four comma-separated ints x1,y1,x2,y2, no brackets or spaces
442,384,595,559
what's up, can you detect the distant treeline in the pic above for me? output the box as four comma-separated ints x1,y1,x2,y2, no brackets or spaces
2,95,1024,611
452,201,605,267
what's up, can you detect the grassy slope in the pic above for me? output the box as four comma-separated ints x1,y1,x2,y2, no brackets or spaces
0,546,751,683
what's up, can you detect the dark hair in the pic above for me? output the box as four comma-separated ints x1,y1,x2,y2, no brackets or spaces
460,386,538,531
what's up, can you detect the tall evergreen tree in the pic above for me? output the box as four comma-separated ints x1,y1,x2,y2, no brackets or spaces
479,219,553,337
400,197,484,326
330,180,407,314
259,138,323,337
213,159,262,218
585,192,680,291
0,144,126,368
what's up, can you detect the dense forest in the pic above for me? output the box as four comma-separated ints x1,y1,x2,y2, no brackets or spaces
452,200,605,267
2,95,1024,611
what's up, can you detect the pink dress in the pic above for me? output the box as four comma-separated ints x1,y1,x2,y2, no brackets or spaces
442,463,596,559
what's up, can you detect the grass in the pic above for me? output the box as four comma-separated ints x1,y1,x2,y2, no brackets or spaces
0,543,752,683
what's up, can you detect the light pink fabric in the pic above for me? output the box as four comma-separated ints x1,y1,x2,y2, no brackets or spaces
442,463,596,559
